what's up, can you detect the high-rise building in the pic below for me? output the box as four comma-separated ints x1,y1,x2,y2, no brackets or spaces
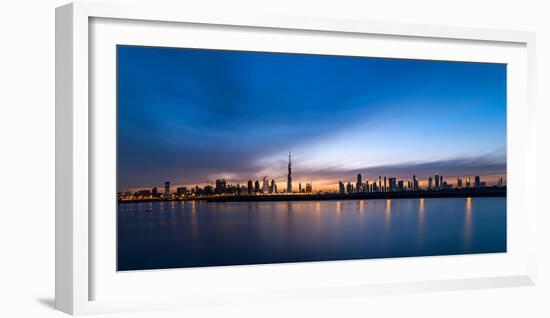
299,182,302,193
428,177,433,190
474,176,481,188
339,181,345,194
262,176,269,193
457,178,463,188
389,178,397,192
498,177,504,187
254,180,260,193
378,176,382,192
413,175,418,191
384,176,387,192
215,179,227,194
356,174,362,193
365,180,370,192
270,179,277,193
466,177,471,188
440,176,444,188
164,181,170,198
434,174,440,190
287,149,292,193
247,180,253,194
346,182,352,194
397,180,404,191
305,183,312,193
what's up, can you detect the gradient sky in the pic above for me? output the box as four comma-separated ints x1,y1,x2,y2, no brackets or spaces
117,45,506,192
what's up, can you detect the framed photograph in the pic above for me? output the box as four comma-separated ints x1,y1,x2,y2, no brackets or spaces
56,2,537,315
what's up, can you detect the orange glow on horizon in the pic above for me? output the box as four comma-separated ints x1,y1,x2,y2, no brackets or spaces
123,174,506,193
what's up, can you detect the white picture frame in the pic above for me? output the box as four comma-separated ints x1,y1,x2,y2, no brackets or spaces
55,1,537,315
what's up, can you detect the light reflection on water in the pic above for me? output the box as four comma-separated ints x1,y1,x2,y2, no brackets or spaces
118,197,506,271
385,199,392,226
464,197,473,249
417,198,425,244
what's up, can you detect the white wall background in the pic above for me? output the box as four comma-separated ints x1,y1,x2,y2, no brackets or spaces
0,0,548,317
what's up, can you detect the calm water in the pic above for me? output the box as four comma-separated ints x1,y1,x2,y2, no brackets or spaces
117,197,506,270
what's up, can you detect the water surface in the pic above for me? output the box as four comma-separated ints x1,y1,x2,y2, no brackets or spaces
117,197,506,270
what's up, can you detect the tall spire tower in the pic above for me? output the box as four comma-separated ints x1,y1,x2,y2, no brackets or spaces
287,148,292,193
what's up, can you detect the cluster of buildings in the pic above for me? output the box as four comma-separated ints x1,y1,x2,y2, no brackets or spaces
118,150,506,201
119,179,314,201
119,150,315,201
338,174,504,194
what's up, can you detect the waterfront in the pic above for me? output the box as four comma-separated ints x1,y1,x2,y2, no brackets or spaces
117,197,506,270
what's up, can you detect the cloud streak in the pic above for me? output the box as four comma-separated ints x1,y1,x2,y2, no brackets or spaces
296,151,506,184
116,45,507,191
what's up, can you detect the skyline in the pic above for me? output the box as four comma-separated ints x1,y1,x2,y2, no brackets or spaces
117,45,506,192
120,149,505,194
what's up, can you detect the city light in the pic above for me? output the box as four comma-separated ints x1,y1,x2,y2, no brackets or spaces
118,150,506,202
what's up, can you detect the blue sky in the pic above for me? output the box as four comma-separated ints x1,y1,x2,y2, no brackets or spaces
117,45,506,191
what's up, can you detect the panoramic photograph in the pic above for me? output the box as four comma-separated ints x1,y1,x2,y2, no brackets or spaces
116,45,507,271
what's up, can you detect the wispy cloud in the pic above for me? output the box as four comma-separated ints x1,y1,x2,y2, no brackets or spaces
117,46,506,191
296,149,506,183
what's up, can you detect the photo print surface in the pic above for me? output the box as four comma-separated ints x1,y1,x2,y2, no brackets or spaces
117,45,506,271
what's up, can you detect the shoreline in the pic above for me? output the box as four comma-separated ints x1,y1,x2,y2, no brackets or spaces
118,188,506,204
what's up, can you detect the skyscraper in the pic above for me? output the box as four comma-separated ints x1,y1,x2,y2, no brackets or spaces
378,176,382,192
389,178,397,192
356,174,362,193
262,176,269,193
271,179,277,193
457,178,463,188
287,149,292,193
339,181,345,194
428,176,433,190
305,183,312,193
254,180,260,193
384,176,387,192
215,179,226,194
164,181,170,198
247,180,253,194
475,176,481,188
434,174,440,190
